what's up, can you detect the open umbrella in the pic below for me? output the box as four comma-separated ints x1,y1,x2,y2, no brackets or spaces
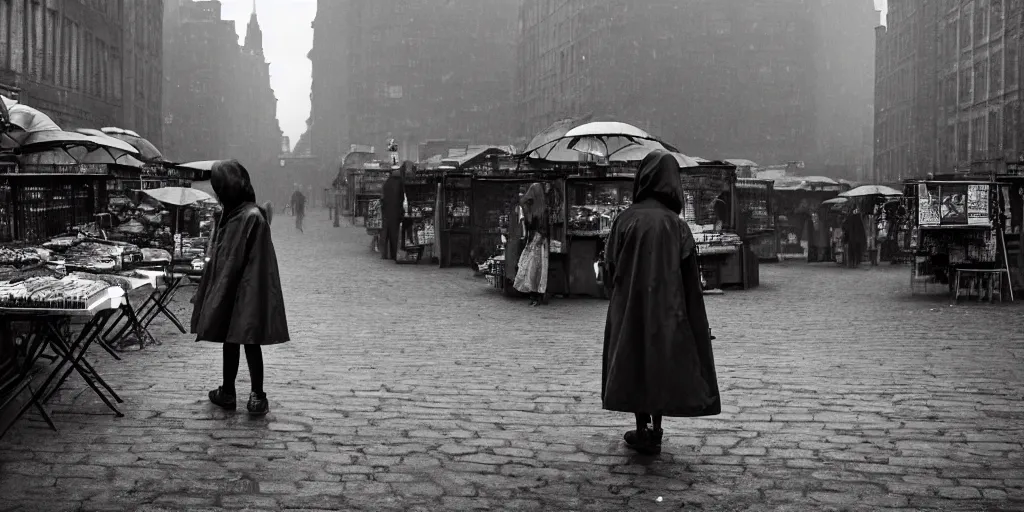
18,147,145,166
840,185,902,198
142,187,212,207
524,121,677,162
101,127,163,162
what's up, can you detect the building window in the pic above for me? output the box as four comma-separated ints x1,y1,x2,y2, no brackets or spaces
974,0,988,45
0,0,9,69
991,51,1003,95
988,111,1001,151
959,67,972,103
991,0,1004,34
31,0,42,80
960,12,972,49
974,60,988,101
1006,44,1018,89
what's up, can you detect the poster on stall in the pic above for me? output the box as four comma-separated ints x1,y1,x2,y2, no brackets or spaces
939,184,968,225
917,184,940,226
966,184,990,226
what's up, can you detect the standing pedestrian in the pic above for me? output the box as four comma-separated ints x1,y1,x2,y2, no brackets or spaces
842,209,866,267
601,149,721,455
192,160,289,416
263,201,274,226
380,166,405,261
290,187,306,232
513,182,549,306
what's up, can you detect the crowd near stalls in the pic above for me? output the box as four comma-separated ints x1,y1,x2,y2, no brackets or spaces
331,118,1018,306
336,120,776,298
0,95,241,437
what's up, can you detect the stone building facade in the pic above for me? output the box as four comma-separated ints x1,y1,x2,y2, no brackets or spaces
0,0,164,143
875,0,1024,183
516,0,877,179
162,0,281,171
308,0,518,164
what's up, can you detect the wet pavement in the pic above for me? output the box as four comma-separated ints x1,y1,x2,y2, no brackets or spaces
2,211,1023,511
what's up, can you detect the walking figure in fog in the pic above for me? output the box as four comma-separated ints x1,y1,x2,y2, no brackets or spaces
291,187,306,232
601,149,721,455
263,201,274,226
192,160,290,416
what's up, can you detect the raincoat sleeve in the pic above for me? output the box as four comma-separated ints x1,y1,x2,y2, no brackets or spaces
226,214,286,343
679,220,712,351
191,214,259,334
601,217,620,294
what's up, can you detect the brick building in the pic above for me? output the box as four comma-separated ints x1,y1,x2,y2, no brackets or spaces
162,0,281,171
516,0,876,175
0,0,164,142
875,0,1024,183
308,0,518,164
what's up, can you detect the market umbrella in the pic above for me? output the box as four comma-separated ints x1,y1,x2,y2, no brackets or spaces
1,102,63,148
18,147,145,167
820,197,850,211
839,185,902,198
524,121,678,162
142,186,213,207
610,145,701,168
101,126,164,162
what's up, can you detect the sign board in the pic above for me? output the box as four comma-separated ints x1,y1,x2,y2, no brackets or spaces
966,185,989,225
917,183,940,226
918,182,990,227
1007,162,1024,176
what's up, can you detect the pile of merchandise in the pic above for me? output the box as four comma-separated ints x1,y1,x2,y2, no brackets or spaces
0,275,111,309
0,246,52,271
568,205,630,234
367,200,383,229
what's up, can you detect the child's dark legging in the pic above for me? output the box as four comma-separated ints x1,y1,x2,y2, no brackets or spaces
223,344,264,396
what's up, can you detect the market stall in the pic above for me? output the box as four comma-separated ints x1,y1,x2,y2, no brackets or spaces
993,171,1024,293
0,162,108,243
735,178,777,265
680,161,756,290
398,167,440,264
564,170,631,297
771,176,848,261
908,179,1013,301
0,275,129,437
468,154,571,295
359,163,390,252
432,146,514,268
334,149,377,224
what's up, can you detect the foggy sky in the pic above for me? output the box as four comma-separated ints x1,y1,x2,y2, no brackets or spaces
219,0,315,151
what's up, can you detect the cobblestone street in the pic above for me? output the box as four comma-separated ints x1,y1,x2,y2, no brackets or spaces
2,211,1023,511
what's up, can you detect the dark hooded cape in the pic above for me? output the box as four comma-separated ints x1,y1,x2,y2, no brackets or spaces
191,160,290,345
601,150,721,417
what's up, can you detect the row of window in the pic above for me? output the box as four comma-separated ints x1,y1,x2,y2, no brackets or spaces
0,0,121,101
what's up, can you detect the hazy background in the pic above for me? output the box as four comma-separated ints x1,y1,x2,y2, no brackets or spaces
219,0,316,148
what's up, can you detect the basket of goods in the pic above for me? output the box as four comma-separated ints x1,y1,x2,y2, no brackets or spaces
0,275,112,310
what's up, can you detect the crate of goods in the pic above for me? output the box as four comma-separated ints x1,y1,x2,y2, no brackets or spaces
0,275,112,310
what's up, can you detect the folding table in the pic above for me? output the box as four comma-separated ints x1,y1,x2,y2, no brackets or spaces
0,290,125,437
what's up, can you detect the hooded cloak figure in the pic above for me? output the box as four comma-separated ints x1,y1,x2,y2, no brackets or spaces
512,182,550,305
601,149,721,455
191,160,289,416
380,165,406,260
